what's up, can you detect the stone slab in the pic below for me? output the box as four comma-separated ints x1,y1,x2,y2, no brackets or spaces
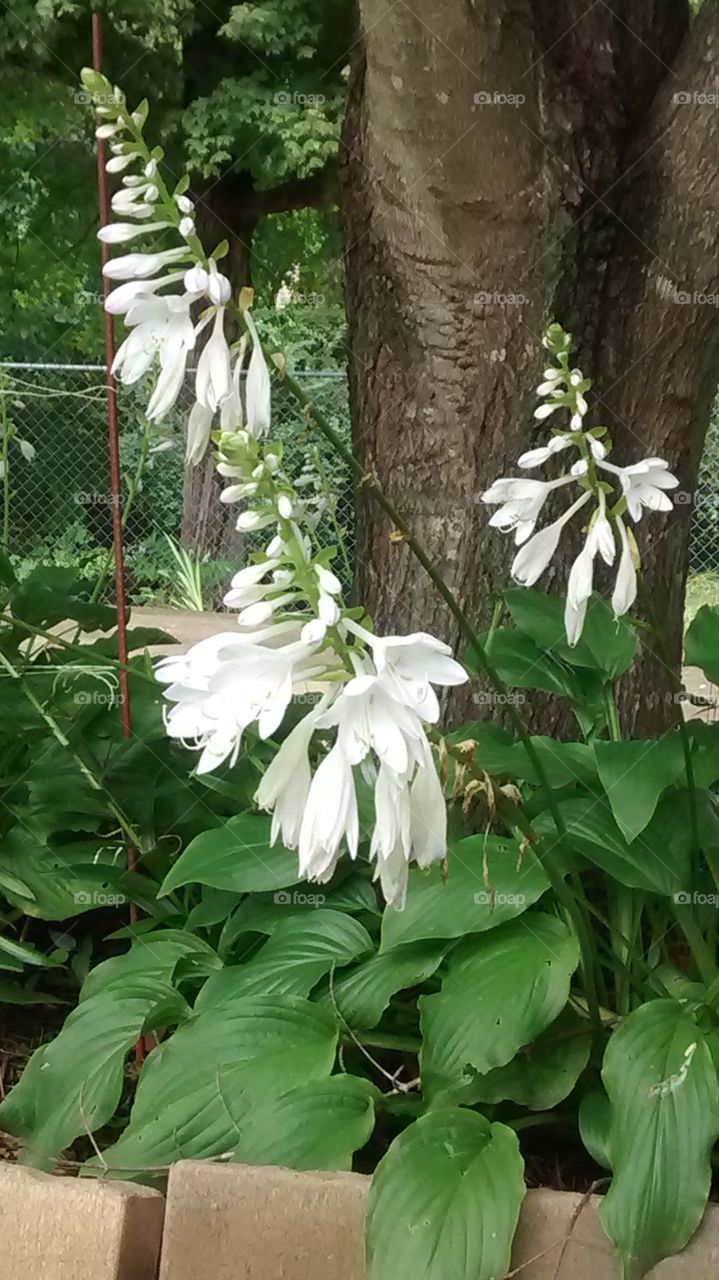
158,1161,368,1280
158,1162,719,1280
0,1163,164,1280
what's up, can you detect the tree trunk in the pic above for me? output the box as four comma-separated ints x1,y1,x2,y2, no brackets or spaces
340,0,719,733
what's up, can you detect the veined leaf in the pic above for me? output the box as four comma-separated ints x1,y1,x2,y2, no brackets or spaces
381,835,549,951
320,940,446,1029
469,1010,591,1110
594,735,685,843
367,1107,524,1280
96,996,338,1170
420,914,579,1100
159,813,300,896
533,798,688,895
231,1076,376,1171
600,999,719,1279
196,909,372,1006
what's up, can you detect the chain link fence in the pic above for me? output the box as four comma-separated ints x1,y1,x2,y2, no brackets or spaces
689,397,719,576
0,362,354,609
2,361,718,610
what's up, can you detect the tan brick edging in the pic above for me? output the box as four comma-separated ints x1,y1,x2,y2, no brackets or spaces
4,1157,719,1279
0,1162,164,1280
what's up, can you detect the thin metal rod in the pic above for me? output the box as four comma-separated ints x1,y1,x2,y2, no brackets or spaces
91,15,144,1070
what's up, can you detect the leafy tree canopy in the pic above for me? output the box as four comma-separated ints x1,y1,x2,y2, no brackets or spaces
0,0,350,361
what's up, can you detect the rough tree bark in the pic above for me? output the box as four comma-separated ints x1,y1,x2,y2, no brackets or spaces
340,0,719,732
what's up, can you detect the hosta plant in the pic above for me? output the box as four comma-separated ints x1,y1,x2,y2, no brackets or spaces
3,72,719,1280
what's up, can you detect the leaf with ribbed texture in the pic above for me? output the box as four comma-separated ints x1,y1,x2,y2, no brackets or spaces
600,1000,719,1279
367,1108,524,1280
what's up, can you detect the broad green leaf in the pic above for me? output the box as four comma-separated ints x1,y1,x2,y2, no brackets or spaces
160,813,300,896
469,1011,591,1110
503,587,636,677
381,835,550,951
367,1108,524,1280
579,1087,612,1170
534,798,688,895
594,735,685,843
196,910,372,1006
320,941,446,1028
685,604,719,684
600,1000,719,1279
96,996,338,1169
218,875,378,955
81,931,220,1003
460,723,596,788
420,914,579,1100
0,975,186,1168
473,628,581,699
231,1076,376,1171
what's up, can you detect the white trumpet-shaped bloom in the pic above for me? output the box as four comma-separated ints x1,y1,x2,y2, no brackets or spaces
195,309,232,413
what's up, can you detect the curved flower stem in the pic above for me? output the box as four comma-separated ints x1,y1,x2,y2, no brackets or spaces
279,366,603,1035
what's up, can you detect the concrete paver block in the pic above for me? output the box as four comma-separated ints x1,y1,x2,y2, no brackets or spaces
0,1163,164,1280
158,1161,368,1280
158,1163,719,1280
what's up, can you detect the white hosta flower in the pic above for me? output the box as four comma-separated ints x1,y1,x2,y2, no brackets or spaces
105,272,186,315
511,490,592,587
517,436,572,469
599,457,678,522
185,402,214,465
370,741,448,909
106,153,135,173
244,311,271,436
220,356,243,432
316,566,342,595
112,294,194,420
207,262,231,305
481,475,575,544
298,743,359,882
612,518,638,617
347,626,468,722
161,638,315,773
564,539,595,647
563,510,615,647
184,265,209,294
320,671,427,775
256,695,333,848
195,309,232,412
103,246,188,280
98,220,171,244
179,216,196,238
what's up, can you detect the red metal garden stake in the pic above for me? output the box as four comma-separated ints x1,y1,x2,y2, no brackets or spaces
92,10,146,1064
